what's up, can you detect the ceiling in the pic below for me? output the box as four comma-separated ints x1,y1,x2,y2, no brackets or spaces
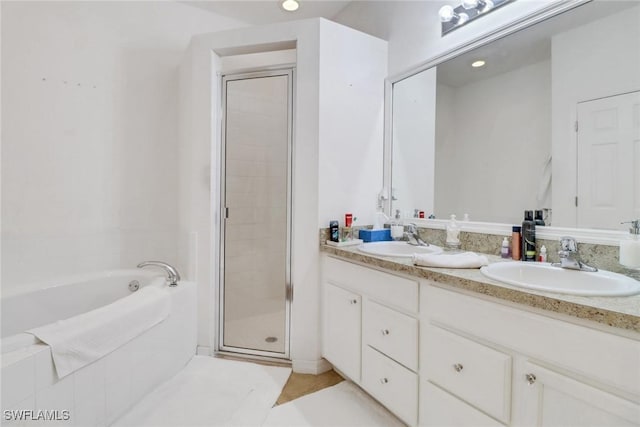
182,0,353,25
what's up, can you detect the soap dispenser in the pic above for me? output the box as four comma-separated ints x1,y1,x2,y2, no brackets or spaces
446,214,461,250
390,209,404,241
620,220,640,269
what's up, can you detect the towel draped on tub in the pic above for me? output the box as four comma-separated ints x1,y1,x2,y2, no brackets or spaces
27,286,171,378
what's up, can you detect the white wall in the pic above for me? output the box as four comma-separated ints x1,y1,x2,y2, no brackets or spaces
180,19,386,372
1,1,245,290
551,4,640,227
435,60,551,224
318,20,388,228
391,68,436,218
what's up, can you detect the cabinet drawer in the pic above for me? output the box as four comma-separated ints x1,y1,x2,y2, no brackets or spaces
324,256,418,312
364,300,418,371
423,325,511,424
420,381,505,427
362,346,418,426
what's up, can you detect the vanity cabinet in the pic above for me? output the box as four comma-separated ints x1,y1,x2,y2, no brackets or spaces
421,284,640,427
321,254,640,426
518,362,639,426
322,255,419,426
323,283,361,382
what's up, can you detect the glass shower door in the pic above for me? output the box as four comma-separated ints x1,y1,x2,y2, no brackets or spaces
220,69,292,358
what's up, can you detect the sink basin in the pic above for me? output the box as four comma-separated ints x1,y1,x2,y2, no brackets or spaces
480,262,640,296
358,241,443,258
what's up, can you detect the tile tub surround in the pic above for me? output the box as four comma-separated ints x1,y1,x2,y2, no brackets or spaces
321,244,640,333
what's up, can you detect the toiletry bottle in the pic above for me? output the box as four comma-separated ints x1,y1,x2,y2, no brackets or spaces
446,214,461,250
535,210,545,226
329,221,339,243
522,210,536,262
512,226,521,260
390,209,404,241
539,245,547,262
501,237,510,259
620,220,640,269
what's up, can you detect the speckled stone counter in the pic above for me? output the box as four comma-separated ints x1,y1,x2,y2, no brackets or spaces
321,244,640,333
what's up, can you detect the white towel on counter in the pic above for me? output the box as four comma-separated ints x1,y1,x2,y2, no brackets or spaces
413,252,489,269
27,286,171,378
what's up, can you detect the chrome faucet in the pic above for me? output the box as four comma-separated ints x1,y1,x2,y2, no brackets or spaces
137,261,181,286
553,237,597,272
405,223,429,247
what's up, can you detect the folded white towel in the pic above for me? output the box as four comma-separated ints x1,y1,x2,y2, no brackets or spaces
413,252,489,269
27,286,171,378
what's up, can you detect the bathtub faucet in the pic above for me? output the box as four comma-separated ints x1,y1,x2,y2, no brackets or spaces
137,261,181,287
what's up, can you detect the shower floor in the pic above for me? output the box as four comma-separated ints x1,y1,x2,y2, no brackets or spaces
223,308,286,354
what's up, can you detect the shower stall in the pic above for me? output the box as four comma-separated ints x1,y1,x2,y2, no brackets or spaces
218,69,293,359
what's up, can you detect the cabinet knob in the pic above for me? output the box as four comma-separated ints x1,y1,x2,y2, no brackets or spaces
525,373,537,385
380,378,389,384
381,329,390,336
453,363,464,373
349,299,358,305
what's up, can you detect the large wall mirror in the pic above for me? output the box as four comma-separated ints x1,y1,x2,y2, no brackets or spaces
388,0,639,230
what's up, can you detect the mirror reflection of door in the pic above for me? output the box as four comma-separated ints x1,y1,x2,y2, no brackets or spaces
576,90,640,229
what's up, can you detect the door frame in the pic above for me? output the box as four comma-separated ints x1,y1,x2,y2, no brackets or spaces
216,68,294,360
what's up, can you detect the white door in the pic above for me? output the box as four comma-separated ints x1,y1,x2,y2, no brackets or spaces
519,362,640,426
323,283,361,382
576,91,640,229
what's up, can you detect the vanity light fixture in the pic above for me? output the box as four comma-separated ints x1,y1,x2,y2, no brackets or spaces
471,60,486,68
440,0,513,36
281,0,299,12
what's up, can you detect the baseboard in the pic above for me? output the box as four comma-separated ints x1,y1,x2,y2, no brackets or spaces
196,345,211,356
292,358,332,374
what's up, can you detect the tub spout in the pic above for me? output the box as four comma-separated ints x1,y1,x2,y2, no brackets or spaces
137,261,181,287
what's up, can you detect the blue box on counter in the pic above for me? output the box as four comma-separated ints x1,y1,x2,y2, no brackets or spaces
358,228,391,242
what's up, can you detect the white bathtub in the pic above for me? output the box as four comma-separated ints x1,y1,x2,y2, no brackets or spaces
1,270,197,426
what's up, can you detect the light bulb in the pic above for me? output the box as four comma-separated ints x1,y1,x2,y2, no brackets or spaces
471,60,486,68
462,0,479,9
281,0,299,12
439,5,457,23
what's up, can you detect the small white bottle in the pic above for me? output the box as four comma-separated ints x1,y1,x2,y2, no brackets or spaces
390,209,404,241
501,237,510,258
538,245,547,263
620,220,640,269
446,214,461,250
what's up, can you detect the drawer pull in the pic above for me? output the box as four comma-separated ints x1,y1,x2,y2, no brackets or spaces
525,373,537,385
349,299,358,305
381,329,390,336
380,377,389,384
453,363,464,373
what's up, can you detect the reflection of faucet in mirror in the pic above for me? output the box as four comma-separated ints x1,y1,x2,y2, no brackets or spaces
405,223,430,247
552,237,597,272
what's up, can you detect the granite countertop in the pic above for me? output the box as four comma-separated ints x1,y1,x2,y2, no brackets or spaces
321,244,640,333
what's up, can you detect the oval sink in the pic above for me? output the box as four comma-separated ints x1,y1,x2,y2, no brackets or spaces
480,262,640,296
358,241,443,258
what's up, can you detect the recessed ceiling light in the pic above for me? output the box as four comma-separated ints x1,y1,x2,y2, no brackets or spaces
282,0,299,12
471,60,486,68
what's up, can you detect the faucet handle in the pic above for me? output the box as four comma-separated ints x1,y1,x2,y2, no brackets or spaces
559,236,578,252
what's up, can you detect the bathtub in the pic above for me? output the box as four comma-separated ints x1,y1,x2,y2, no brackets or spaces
1,270,197,426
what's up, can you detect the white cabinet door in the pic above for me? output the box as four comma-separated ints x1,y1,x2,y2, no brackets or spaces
323,283,361,382
519,362,640,427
